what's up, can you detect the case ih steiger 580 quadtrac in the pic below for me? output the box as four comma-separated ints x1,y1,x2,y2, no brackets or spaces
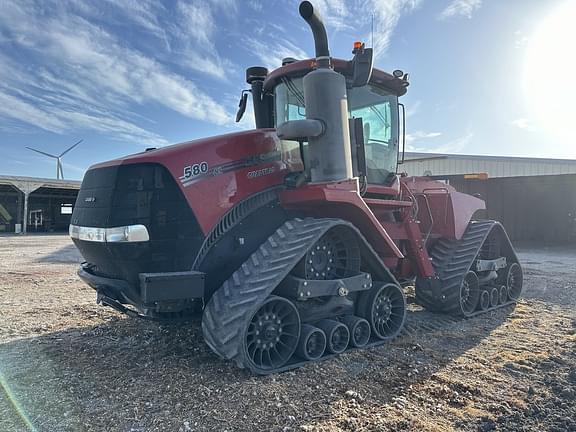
70,1,523,374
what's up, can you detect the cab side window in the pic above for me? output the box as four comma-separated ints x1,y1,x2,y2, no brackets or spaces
350,99,397,184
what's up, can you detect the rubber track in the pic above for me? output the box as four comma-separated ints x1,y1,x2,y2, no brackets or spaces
202,218,355,372
416,220,520,317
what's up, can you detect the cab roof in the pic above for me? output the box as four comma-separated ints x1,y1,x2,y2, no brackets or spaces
263,58,409,96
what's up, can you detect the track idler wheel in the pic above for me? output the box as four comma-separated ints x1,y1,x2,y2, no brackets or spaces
499,285,508,304
244,296,301,372
341,316,371,348
479,290,490,311
490,287,500,307
296,324,326,361
460,271,480,315
505,263,523,300
357,283,406,340
317,319,349,354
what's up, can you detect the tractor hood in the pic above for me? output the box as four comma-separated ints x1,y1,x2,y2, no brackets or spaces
90,129,281,172
80,129,296,234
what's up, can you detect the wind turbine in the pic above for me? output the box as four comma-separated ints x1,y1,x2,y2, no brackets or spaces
26,139,83,180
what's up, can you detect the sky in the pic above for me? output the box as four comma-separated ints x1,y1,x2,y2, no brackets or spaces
0,0,575,180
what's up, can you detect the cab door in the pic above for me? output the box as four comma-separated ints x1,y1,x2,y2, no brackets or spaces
348,86,399,186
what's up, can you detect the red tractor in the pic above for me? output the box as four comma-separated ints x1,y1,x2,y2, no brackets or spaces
70,1,522,374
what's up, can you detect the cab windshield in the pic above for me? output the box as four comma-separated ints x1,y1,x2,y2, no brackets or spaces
274,77,399,184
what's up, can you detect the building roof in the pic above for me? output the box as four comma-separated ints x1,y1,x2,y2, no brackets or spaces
405,152,576,164
0,175,81,193
402,152,576,178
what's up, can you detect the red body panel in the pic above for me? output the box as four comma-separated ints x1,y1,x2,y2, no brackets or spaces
91,130,302,234
279,179,403,259
402,177,485,240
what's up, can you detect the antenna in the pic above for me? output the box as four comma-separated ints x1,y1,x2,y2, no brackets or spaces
26,139,83,180
371,13,374,49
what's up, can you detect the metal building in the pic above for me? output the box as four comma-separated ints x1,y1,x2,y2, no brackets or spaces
0,175,80,234
402,153,576,243
402,152,576,178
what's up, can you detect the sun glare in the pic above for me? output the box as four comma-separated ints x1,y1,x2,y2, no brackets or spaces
524,1,576,148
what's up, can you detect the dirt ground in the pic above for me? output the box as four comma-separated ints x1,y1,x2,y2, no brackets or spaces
0,235,574,432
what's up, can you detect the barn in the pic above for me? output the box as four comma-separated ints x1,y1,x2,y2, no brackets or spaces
0,175,80,234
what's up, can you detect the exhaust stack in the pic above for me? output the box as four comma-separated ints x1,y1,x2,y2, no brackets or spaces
299,1,353,183
299,1,330,66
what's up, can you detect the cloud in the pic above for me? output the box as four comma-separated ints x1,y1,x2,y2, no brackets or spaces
0,91,67,134
405,131,443,146
439,0,482,20
405,100,422,118
431,132,473,153
368,0,421,57
0,0,234,146
408,131,473,153
511,118,529,129
510,118,537,132
310,0,352,31
245,36,309,71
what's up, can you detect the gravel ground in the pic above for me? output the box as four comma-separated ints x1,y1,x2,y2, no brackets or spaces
0,234,574,432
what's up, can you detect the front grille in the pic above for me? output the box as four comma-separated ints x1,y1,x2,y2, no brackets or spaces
71,163,204,284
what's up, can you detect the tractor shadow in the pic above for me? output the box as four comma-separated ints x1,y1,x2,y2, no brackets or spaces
0,304,514,431
35,243,82,264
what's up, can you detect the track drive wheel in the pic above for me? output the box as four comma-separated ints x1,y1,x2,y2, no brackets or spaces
243,296,301,373
292,227,360,280
357,283,406,340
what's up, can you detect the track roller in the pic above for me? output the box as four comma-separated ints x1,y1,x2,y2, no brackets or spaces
499,285,508,304
296,324,326,361
316,319,349,354
357,282,406,340
341,316,371,348
479,290,490,311
490,287,499,307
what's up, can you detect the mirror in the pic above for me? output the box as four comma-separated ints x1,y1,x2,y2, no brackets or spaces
235,91,249,123
350,47,373,88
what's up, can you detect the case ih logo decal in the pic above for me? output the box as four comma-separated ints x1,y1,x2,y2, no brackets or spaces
179,151,281,187
247,167,275,178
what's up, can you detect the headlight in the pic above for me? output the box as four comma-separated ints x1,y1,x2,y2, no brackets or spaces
69,224,149,243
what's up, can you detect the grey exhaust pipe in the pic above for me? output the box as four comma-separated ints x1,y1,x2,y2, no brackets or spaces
299,1,330,66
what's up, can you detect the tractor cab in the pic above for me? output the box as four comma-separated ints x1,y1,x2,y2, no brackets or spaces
237,54,409,187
